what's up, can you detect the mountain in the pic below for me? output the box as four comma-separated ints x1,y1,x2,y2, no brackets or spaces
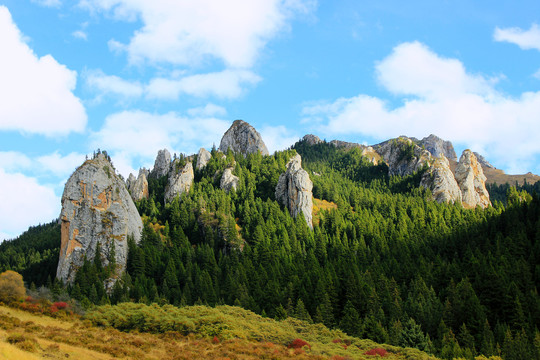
1,120,539,360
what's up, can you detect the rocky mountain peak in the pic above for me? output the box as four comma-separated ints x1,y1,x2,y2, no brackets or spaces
151,149,172,178
375,136,433,176
56,152,143,286
419,134,457,161
420,155,462,204
196,148,212,170
164,160,194,203
275,153,313,229
455,150,491,209
219,120,269,156
473,152,495,169
302,134,323,146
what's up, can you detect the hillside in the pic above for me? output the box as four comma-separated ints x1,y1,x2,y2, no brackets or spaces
0,303,439,360
0,129,539,360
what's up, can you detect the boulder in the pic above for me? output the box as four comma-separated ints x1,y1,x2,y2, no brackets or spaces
164,161,194,203
219,120,269,156
455,150,491,209
220,167,239,193
276,154,313,228
151,149,171,178
196,148,212,170
56,153,143,286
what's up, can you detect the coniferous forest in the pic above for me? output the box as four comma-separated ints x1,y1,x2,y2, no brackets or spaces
1,140,539,360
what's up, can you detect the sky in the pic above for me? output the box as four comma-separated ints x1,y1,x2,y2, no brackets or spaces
1,0,540,240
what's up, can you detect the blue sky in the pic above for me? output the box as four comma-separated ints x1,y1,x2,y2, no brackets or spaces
1,0,540,240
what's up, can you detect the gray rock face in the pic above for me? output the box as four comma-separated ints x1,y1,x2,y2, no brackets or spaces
473,152,495,169
375,137,433,176
196,148,212,170
56,153,143,286
420,156,462,204
330,139,363,149
455,150,491,209
276,154,313,228
151,149,171,178
164,161,194,203
220,167,239,193
419,134,457,161
126,173,136,190
302,134,323,146
219,120,269,156
130,169,149,202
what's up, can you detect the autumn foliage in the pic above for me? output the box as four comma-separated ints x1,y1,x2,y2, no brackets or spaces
288,338,311,350
0,270,25,304
364,348,388,357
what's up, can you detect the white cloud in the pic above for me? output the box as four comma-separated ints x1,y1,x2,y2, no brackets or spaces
494,24,540,51
85,69,143,98
187,103,227,117
302,41,540,174
72,30,88,40
260,125,300,153
146,69,261,100
36,152,85,178
79,0,315,67
91,110,230,177
0,151,32,172
0,168,59,241
534,68,540,80
0,6,86,136
31,0,61,8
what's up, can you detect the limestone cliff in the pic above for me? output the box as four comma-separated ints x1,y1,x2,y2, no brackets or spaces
276,154,313,228
455,150,491,209
302,134,323,146
151,149,171,178
219,120,269,156
196,148,212,170
375,137,433,176
164,161,194,203
220,167,239,193
129,169,149,202
56,153,143,286
420,156,462,204
419,134,457,161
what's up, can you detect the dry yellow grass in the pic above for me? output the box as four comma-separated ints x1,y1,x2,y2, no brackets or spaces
312,198,338,226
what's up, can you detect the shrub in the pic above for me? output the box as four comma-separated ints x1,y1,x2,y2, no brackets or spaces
53,302,68,310
288,338,310,349
7,333,39,352
212,336,220,344
364,348,388,357
0,270,26,304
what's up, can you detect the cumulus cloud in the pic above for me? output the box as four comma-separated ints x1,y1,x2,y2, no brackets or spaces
36,152,85,178
31,0,61,8
79,0,315,68
0,6,86,136
72,30,88,40
0,168,59,241
91,110,230,177
302,41,540,174
85,69,143,98
494,24,540,51
146,69,261,100
187,103,227,117
260,125,300,154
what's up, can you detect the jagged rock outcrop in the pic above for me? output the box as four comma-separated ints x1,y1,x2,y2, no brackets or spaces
302,134,323,146
126,173,136,190
420,156,462,204
151,149,171,178
164,161,194,203
196,148,212,170
375,137,433,176
419,134,457,161
219,120,269,156
473,152,495,169
130,169,149,202
220,168,239,193
276,154,313,228
56,153,143,286
330,139,362,149
455,150,491,209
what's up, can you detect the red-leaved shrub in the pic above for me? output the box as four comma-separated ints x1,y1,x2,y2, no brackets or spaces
53,302,68,310
332,338,343,343
364,348,388,357
212,336,220,344
288,338,310,349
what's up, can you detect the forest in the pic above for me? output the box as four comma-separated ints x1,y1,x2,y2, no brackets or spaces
0,139,538,360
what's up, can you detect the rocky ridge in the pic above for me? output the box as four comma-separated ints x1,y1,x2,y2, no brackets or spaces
151,149,172,178
220,167,240,193
418,134,457,161
276,154,314,228
127,169,149,202
197,148,212,170
375,137,433,177
420,156,462,204
220,120,269,156
56,153,143,286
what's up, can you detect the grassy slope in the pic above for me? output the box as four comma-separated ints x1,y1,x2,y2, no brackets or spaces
0,303,440,360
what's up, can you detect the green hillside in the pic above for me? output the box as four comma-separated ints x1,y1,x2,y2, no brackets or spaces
1,140,539,359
